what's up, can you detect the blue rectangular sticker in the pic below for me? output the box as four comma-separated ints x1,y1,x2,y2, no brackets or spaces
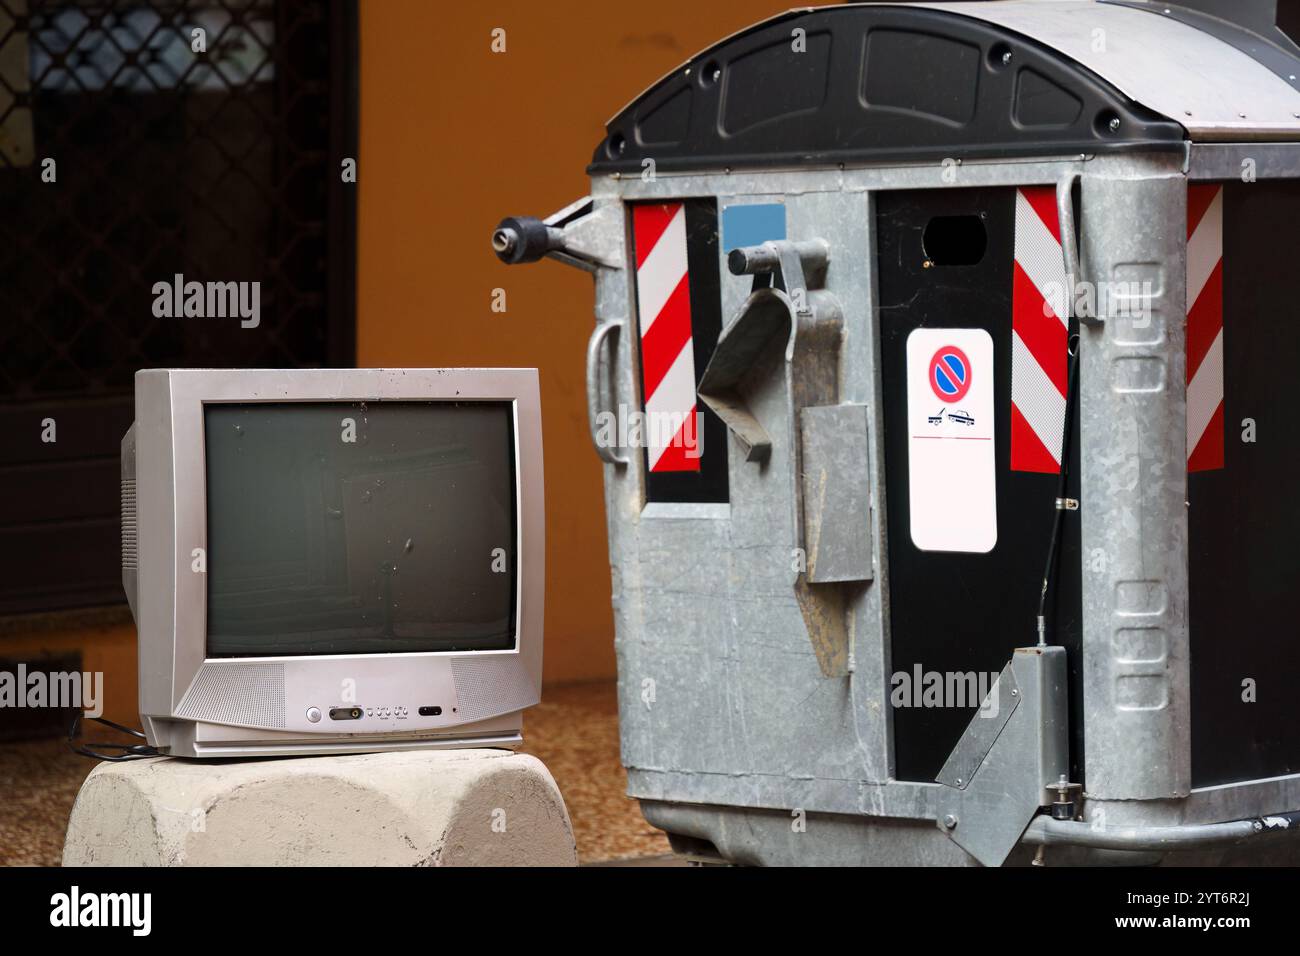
721,203,786,252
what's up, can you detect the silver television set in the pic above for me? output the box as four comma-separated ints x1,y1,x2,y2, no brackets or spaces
121,368,544,758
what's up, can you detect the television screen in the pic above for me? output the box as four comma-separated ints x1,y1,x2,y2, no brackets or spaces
203,401,517,657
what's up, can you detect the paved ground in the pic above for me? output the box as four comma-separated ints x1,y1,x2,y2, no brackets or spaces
515,681,675,864
0,736,90,867
0,680,674,866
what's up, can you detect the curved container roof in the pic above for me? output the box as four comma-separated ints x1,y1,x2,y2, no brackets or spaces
588,0,1300,175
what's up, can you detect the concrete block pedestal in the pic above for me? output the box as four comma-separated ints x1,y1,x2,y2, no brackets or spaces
63,748,577,866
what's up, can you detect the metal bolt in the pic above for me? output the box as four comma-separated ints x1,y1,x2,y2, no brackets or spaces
1001,50,1012,66
1011,688,1019,697
491,228,517,256
1107,116,1121,133
943,814,958,830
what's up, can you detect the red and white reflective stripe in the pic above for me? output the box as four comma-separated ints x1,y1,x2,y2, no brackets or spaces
632,203,700,472
1010,186,1069,473
1187,184,1224,472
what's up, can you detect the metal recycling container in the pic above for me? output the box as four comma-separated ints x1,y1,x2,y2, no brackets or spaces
495,0,1300,865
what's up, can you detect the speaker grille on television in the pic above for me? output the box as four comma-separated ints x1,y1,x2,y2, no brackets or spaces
451,655,537,721
120,477,137,570
176,663,286,729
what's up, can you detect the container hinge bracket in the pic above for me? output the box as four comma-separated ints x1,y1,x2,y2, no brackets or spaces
936,645,1070,867
1055,497,1079,511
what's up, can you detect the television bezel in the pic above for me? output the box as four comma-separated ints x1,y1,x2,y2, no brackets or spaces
134,368,544,739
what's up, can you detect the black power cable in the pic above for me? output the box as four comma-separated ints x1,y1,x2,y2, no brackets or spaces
67,713,163,762
1036,332,1081,646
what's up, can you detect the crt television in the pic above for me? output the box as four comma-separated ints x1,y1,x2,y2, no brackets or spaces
121,368,544,758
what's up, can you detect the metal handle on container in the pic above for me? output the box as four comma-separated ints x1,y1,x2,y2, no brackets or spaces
586,318,629,466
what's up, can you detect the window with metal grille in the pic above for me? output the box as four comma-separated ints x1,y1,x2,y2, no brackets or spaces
0,0,358,615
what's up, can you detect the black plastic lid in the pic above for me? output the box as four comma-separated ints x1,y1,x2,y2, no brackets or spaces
588,4,1186,175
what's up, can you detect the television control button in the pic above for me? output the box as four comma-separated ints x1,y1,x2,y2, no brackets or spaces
306,707,322,723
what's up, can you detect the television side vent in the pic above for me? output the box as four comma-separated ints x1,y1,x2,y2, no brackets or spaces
120,478,137,570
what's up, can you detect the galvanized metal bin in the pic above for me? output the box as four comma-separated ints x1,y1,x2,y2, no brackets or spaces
497,0,1300,865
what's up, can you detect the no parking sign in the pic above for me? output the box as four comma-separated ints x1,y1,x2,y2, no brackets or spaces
906,329,997,553
929,345,973,403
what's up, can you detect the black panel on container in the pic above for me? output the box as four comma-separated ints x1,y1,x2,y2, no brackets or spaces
877,188,1084,785
863,29,981,124
591,5,1184,175
1015,69,1084,128
723,31,832,135
1189,181,1300,787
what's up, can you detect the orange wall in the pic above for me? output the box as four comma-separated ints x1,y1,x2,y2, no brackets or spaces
356,0,796,682
2,621,137,727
